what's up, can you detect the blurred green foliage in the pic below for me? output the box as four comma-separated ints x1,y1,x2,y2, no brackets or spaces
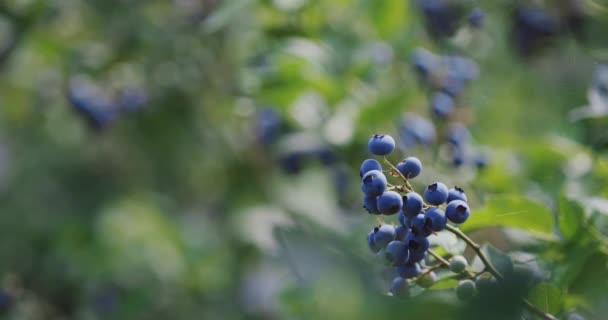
0,0,606,319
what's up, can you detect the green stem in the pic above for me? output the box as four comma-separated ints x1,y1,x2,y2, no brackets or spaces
444,224,503,280
383,157,414,192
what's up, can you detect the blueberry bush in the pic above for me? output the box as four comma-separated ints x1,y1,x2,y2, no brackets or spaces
0,1,607,319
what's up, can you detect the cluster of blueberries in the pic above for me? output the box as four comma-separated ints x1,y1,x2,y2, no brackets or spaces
67,77,147,130
361,134,479,298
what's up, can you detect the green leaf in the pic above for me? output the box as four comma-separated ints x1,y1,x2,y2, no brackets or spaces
527,283,563,316
429,277,459,290
461,195,554,236
483,244,514,277
558,194,585,240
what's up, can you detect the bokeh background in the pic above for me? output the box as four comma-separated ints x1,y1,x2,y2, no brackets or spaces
0,0,608,319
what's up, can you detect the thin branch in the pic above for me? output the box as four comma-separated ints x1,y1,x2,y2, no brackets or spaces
383,157,414,192
522,298,559,320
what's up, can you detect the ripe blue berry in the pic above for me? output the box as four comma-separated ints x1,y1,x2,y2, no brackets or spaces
417,270,438,288
447,123,471,146
402,192,424,217
446,200,470,224
385,241,409,266
359,159,382,178
399,114,437,148
361,170,387,196
390,277,409,297
377,191,403,215
411,213,432,237
363,195,380,215
396,157,422,179
398,211,409,227
371,225,396,250
411,47,439,77
367,231,382,253
456,279,476,300
431,91,455,117
405,232,430,254
425,207,447,231
368,134,395,156
447,187,468,203
449,255,468,274
407,251,427,264
424,182,449,205
396,262,421,279
468,7,485,28
395,225,408,241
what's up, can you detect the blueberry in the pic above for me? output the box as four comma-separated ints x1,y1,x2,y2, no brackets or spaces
411,213,432,237
279,153,302,175
67,78,119,130
399,114,437,148
405,232,430,254
377,191,403,215
396,157,422,179
445,200,470,224
411,47,439,77
371,225,396,250
456,279,476,300
417,270,438,288
431,91,455,118
398,211,409,227
402,192,424,217
395,225,408,241
363,195,380,215
473,151,489,169
447,187,468,203
407,251,427,264
443,55,480,82
116,87,147,112
367,230,382,253
416,0,463,38
361,170,387,196
468,7,485,28
385,241,410,266
315,148,336,166
447,123,471,146
424,207,447,231
396,262,421,279
368,134,395,156
452,145,466,167
359,159,382,178
424,182,449,205
390,276,409,297
449,255,468,274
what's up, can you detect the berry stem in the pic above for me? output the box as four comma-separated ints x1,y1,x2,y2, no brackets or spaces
427,249,450,266
444,224,503,280
444,225,558,320
383,157,414,192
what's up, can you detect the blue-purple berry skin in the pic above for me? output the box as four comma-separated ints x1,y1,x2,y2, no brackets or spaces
368,134,396,156
385,241,410,266
398,211,407,227
447,187,468,203
425,207,447,231
377,191,403,215
446,200,470,224
396,157,422,179
432,91,455,117
407,251,427,264
395,225,408,241
405,232,430,254
411,213,432,237
396,262,421,279
363,195,380,215
367,231,381,253
372,225,396,250
402,192,424,217
359,159,382,178
469,7,485,28
424,182,449,205
361,170,387,196
390,277,409,297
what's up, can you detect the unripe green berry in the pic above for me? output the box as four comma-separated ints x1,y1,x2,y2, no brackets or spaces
475,274,496,292
456,279,476,300
449,255,468,274
416,270,438,288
